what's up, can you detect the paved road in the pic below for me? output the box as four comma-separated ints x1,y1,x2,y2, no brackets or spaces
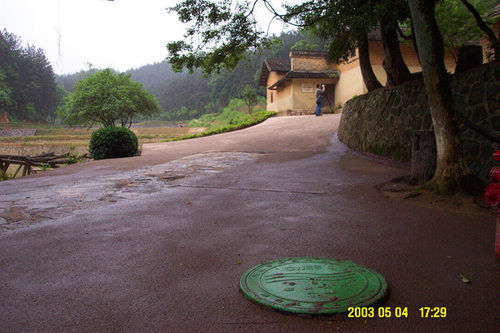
0,115,498,332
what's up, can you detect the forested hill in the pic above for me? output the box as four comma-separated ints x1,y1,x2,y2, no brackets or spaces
0,29,60,123
56,31,324,121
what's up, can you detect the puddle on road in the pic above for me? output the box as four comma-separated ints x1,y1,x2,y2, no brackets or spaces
0,152,259,234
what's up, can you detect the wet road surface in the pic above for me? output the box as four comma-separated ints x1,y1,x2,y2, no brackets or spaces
1,115,498,332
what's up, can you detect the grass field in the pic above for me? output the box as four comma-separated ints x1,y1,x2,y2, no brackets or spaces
0,110,275,179
0,124,205,179
0,126,206,156
1,109,275,156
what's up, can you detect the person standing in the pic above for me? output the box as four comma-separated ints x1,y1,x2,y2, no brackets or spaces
315,84,325,116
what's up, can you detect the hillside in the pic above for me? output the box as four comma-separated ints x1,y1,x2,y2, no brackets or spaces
55,31,324,121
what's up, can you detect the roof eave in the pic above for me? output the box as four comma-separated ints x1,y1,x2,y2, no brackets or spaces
267,70,340,90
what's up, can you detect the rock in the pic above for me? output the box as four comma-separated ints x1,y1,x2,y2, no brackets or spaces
403,192,422,199
1,206,28,222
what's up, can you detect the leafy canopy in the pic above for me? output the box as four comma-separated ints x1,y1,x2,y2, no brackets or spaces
0,70,14,111
58,69,161,128
167,0,498,74
167,0,412,73
167,0,269,74
435,0,499,61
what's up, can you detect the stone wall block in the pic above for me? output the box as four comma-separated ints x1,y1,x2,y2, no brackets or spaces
494,117,500,132
468,83,484,105
486,97,499,114
0,129,37,137
453,86,467,107
470,105,489,125
493,65,500,82
417,93,428,107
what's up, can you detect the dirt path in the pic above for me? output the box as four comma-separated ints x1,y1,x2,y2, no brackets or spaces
0,115,498,332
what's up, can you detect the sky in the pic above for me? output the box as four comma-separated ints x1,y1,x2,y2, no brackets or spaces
0,0,295,75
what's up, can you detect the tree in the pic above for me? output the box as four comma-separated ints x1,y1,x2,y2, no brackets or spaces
287,0,384,90
459,0,499,62
56,67,99,92
167,0,415,89
79,31,303,121
59,69,161,128
0,70,14,113
0,29,57,122
242,84,257,113
376,1,413,86
435,0,498,62
53,84,69,124
167,1,265,74
291,39,319,51
408,0,470,192
167,0,493,191
359,31,384,91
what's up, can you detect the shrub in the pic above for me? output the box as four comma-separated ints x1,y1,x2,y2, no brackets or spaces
89,126,138,160
198,113,218,122
218,108,250,125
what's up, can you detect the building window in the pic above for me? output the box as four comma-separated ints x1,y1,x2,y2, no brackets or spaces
271,92,274,103
301,84,314,93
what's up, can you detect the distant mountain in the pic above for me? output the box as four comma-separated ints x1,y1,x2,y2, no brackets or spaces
55,30,320,120
127,61,178,94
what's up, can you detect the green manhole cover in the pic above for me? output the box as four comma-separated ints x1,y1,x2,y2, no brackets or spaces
240,257,388,314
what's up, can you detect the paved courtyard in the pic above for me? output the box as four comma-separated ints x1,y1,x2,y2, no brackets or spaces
0,115,498,332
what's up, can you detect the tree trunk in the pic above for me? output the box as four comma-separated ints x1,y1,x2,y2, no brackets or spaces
359,31,383,91
408,0,470,193
410,19,421,66
379,17,413,86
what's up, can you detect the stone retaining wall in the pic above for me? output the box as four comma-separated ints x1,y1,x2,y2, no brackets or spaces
338,62,500,179
0,128,37,137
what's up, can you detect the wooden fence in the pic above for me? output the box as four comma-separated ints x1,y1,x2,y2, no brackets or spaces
0,152,86,177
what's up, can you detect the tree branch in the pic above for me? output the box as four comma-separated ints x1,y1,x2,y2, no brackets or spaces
245,0,260,19
262,0,330,28
459,0,499,61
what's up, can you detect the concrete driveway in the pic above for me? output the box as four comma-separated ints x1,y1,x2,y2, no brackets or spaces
0,115,498,332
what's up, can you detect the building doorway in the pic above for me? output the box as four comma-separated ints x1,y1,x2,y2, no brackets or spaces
322,84,335,111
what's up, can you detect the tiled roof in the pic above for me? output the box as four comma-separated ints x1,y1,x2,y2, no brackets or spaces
264,59,291,72
284,71,340,79
258,59,291,86
258,51,340,87
485,4,500,20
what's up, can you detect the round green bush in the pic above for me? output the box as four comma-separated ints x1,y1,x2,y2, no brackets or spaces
89,126,138,160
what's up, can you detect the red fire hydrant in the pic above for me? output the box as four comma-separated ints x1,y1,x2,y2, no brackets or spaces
484,150,500,260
